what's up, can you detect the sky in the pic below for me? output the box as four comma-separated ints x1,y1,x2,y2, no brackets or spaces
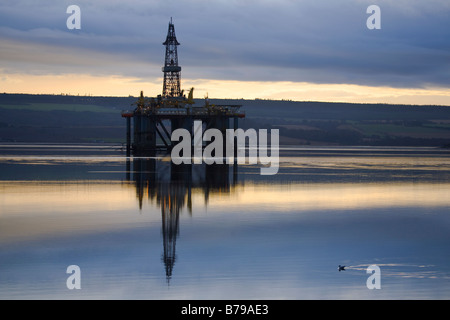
1,0,450,105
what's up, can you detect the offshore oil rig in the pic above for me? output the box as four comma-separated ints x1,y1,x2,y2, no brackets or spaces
122,18,245,156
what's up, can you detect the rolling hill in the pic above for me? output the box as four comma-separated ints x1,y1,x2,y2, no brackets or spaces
1,93,449,147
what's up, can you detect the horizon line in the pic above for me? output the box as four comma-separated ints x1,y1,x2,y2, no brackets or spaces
1,92,449,108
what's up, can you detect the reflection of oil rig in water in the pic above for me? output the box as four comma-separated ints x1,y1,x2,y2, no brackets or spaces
122,18,245,156
127,158,239,283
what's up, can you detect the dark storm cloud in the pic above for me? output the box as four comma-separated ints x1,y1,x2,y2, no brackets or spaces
1,0,449,88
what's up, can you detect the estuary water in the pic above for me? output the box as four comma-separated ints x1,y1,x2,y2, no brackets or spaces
0,143,449,299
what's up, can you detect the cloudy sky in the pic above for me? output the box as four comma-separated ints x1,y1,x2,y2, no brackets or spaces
1,0,449,105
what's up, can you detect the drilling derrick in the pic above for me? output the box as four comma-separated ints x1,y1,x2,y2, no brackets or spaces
162,18,181,98
122,18,245,156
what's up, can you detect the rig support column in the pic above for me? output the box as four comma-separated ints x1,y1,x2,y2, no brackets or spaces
171,117,192,149
133,111,157,155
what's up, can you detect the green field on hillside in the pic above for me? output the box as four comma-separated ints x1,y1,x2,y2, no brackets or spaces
0,103,117,113
353,123,450,139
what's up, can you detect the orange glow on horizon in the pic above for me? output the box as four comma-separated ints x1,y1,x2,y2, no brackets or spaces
1,72,450,106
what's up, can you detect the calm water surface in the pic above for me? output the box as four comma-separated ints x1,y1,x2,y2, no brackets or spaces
0,144,449,299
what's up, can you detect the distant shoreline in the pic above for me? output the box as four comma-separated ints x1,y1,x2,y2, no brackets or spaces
1,93,449,147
